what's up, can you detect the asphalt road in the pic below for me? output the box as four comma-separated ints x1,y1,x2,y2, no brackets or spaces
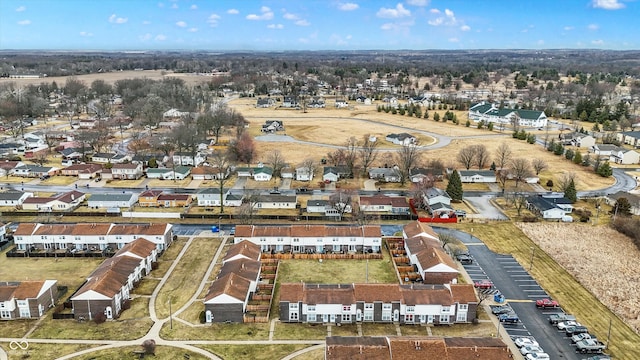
436,227,583,360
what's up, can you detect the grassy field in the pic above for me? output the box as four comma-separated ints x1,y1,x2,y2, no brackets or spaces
0,343,97,360
29,316,153,340
199,344,311,360
273,322,328,340
155,237,221,319
291,347,324,360
277,248,397,284
74,345,211,360
160,321,270,341
448,222,640,360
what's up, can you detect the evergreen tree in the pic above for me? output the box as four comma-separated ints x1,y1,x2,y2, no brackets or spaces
573,151,582,165
433,112,440,121
565,179,577,203
465,120,471,127
487,122,494,131
597,161,613,177
446,170,464,202
612,197,632,217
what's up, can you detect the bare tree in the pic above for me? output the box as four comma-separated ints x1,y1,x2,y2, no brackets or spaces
229,132,256,165
396,142,422,185
267,150,287,179
531,158,548,175
209,151,232,214
557,172,576,193
300,158,316,182
497,169,510,191
31,152,48,166
411,176,436,210
494,142,513,170
457,145,476,170
510,158,532,189
327,148,346,166
358,134,379,176
238,191,261,225
472,144,491,169
510,192,528,216
344,137,359,177
328,189,355,221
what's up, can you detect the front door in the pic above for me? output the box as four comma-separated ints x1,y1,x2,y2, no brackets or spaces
105,306,113,319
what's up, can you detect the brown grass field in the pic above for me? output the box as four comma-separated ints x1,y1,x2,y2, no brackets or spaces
0,343,97,360
198,344,312,360
0,70,213,87
450,222,640,360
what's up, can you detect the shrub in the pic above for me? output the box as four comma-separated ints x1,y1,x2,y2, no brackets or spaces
611,217,640,250
94,311,107,324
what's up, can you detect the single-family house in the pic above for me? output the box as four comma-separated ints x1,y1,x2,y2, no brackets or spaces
281,167,294,179
162,166,192,180
131,154,164,168
11,165,56,178
156,193,192,207
110,163,143,180
261,120,284,133
606,191,640,216
256,97,275,108
590,144,622,157
421,188,451,207
385,133,416,146
295,166,314,181
59,147,84,160
570,133,596,148
429,202,455,218
163,108,189,119
617,131,640,148
137,190,163,207
458,170,497,183
60,164,103,179
191,165,229,180
253,166,273,182
0,191,33,206
306,199,341,217
324,336,513,360
368,168,400,183
255,194,297,209
0,161,25,176
359,195,410,214
21,190,86,212
196,188,243,207
610,149,640,165
409,168,444,183
144,168,172,180
172,152,206,167
0,280,59,320
525,196,569,220
87,193,138,209
323,166,350,182
282,97,299,108
91,152,117,164
334,99,349,108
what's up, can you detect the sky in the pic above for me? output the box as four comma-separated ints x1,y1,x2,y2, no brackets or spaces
0,0,638,51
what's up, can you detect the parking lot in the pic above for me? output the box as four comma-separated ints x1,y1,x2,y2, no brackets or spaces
439,227,589,360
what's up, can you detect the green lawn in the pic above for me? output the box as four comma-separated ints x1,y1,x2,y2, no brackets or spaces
277,256,397,284
273,322,328,340
75,346,210,360
200,344,311,360
160,321,270,341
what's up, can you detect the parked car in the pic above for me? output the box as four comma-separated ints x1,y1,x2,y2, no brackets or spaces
491,305,513,315
575,339,606,354
454,209,467,218
526,353,550,360
514,337,539,348
456,254,473,264
536,298,559,308
549,313,576,324
520,345,544,355
499,313,519,323
565,325,589,336
571,333,595,343
474,280,493,289
557,320,580,330
40,174,50,180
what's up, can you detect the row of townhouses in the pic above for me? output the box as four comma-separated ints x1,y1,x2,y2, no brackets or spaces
468,101,548,128
12,222,173,252
0,280,59,320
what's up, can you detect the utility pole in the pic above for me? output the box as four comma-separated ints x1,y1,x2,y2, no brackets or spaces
169,298,173,330
529,246,535,271
606,318,612,349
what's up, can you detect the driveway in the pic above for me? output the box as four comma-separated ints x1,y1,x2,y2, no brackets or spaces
465,195,509,220
280,178,292,190
232,177,247,190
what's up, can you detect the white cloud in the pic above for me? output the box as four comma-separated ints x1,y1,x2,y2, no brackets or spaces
155,34,167,41
207,13,221,27
108,14,128,24
267,24,284,29
338,2,359,11
283,13,298,20
190,4,197,10
444,9,454,17
295,19,310,26
448,37,459,43
380,23,394,30
460,25,470,31
588,23,599,30
79,31,93,37
17,19,31,25
171,3,178,9
428,8,459,26
537,40,545,45
188,27,198,32
407,0,429,6
176,21,187,28
376,3,410,18
592,39,604,45
592,0,625,10
430,8,440,13
563,26,574,31
139,33,152,41
15,6,26,12
227,9,239,14
246,6,274,20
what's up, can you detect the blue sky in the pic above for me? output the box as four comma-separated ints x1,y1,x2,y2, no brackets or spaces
0,0,637,51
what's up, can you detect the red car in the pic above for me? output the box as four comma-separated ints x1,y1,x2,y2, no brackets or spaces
536,298,559,308
474,280,493,289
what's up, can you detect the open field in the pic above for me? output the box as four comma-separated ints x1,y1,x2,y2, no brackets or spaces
74,345,211,360
0,247,103,293
155,237,220,319
0,343,96,360
29,316,153,340
292,348,324,360
277,257,397,284
199,344,311,360
449,222,640,360
160,321,270,340
0,70,213,87
273,322,328,340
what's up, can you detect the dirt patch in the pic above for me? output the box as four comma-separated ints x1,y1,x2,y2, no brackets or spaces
516,222,640,332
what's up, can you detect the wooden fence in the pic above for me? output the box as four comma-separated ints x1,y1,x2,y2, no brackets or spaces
243,315,269,323
261,253,383,260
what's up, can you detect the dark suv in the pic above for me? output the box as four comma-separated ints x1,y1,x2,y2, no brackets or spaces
566,325,589,336
456,253,473,264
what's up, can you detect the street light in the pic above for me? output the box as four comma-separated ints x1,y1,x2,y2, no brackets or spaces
169,297,173,330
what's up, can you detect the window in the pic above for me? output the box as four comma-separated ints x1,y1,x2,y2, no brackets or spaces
342,306,351,312
307,306,316,313
441,306,451,313
0,310,10,319
289,303,298,310
381,304,392,321
457,312,467,322
458,304,468,311
405,314,414,323
406,306,415,313
439,315,449,323
307,313,316,322
333,244,340,252
16,300,27,307
99,236,105,241
364,303,374,321
342,313,351,322
289,311,299,321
